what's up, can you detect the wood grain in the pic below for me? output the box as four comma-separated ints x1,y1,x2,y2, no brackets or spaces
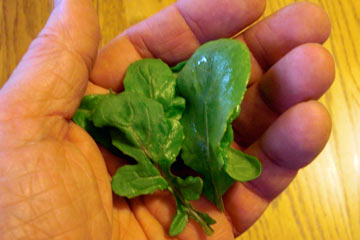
0,0,359,239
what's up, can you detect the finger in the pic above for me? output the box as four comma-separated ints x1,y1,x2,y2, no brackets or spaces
66,123,113,224
259,43,335,113
112,196,148,240
0,0,99,119
234,43,335,146
85,82,110,95
144,192,234,240
225,101,332,235
130,197,174,240
176,0,266,43
91,0,266,91
241,2,331,70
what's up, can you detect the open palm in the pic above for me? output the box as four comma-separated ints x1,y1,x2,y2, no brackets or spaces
0,0,334,239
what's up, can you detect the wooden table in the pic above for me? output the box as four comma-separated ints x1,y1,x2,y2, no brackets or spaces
0,0,359,239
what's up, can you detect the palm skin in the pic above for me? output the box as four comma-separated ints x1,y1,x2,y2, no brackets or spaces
0,0,334,239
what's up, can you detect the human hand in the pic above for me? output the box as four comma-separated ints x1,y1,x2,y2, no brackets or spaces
0,0,334,239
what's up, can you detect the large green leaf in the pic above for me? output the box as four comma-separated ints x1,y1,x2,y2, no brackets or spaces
177,39,252,210
123,61,211,232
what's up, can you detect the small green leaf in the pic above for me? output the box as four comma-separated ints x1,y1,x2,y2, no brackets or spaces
72,94,113,150
111,162,168,198
72,94,105,131
171,60,187,73
225,148,262,182
169,205,188,236
176,176,203,201
123,58,185,120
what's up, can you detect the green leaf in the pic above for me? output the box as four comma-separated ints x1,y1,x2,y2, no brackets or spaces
171,60,187,73
193,211,216,226
72,94,113,150
175,176,203,201
90,92,174,197
91,92,175,163
72,46,259,236
111,162,168,198
169,192,216,237
123,60,212,233
91,91,212,235
188,207,215,235
225,148,262,182
177,39,252,210
169,203,188,237
123,58,185,120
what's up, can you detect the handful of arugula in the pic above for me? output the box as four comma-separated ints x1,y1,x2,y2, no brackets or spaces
73,39,262,236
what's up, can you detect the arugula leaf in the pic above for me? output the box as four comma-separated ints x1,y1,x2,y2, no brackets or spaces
72,39,261,236
169,197,188,236
169,193,215,236
87,91,213,235
177,39,252,210
225,147,262,182
123,59,215,233
123,59,185,120
171,60,187,73
72,94,114,150
175,175,203,201
111,162,168,198
91,92,176,165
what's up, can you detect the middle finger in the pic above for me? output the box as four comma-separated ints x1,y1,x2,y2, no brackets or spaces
233,2,334,146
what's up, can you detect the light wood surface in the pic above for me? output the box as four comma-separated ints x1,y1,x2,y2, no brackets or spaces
0,0,359,239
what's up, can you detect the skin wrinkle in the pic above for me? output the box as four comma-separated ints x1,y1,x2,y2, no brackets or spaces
0,117,69,149
121,204,133,240
244,21,272,70
62,136,112,231
7,209,53,237
0,29,92,119
1,142,94,239
126,5,200,64
4,185,63,237
126,28,154,59
25,32,89,77
223,208,236,236
160,5,200,60
174,5,204,44
176,0,266,43
43,3,100,71
157,33,195,62
129,198,151,240
12,214,52,239
244,169,293,201
48,223,86,240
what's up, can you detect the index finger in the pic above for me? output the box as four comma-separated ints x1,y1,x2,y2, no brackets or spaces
91,0,266,91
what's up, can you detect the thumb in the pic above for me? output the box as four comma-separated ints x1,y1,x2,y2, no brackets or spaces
0,0,100,119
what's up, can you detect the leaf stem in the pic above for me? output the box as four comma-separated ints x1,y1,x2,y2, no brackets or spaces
162,169,215,236
188,206,214,236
